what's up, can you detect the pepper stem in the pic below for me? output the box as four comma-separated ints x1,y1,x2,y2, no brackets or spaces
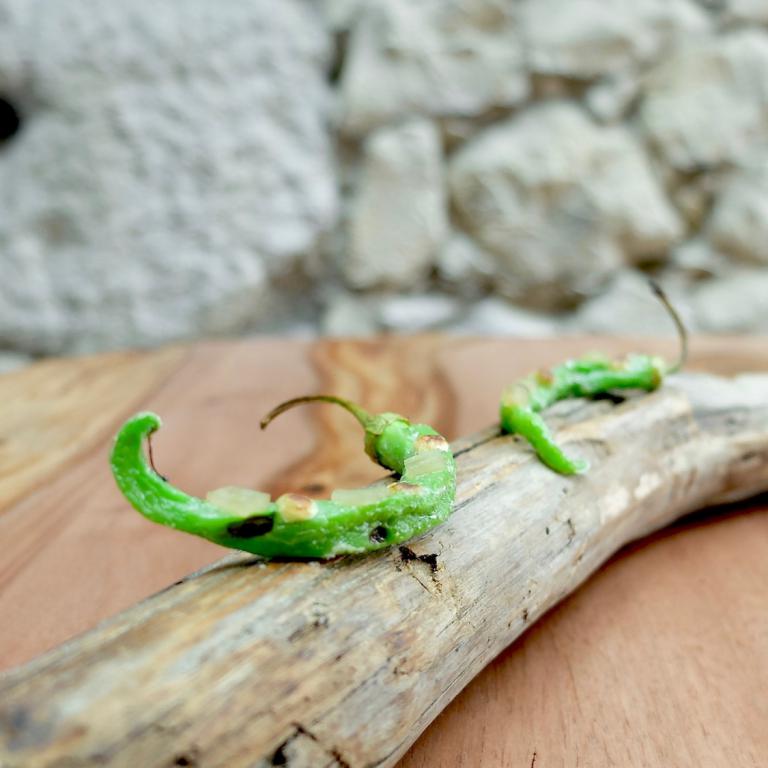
260,395,374,432
649,279,688,373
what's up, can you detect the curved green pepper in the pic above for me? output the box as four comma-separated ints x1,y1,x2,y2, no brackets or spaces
110,396,456,559
500,281,688,474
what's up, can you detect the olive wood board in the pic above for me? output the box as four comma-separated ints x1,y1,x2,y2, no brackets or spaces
0,336,766,767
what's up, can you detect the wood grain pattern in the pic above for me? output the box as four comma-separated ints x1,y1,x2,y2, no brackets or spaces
266,337,455,498
0,346,185,515
0,336,766,767
401,499,768,768
0,340,320,669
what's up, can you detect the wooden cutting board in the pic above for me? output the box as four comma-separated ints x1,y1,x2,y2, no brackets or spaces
0,335,766,766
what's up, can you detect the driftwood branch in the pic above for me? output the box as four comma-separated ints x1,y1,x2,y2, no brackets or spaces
1,373,768,768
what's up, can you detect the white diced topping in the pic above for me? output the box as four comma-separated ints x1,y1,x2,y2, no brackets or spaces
331,486,390,507
404,450,448,477
206,486,271,516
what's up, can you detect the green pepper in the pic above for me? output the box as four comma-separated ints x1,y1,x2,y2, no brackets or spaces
110,396,456,560
500,281,688,474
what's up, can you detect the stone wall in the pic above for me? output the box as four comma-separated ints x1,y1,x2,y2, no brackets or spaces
1,0,767,369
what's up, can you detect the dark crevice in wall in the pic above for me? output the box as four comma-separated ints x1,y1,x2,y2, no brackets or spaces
0,96,22,143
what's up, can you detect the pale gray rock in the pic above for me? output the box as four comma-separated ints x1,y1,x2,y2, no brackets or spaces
572,270,696,335
439,117,485,153
669,239,735,279
5,0,768,351
317,0,366,31
690,0,725,12
323,291,463,335
322,293,378,337
0,0,337,355
586,71,640,123
708,159,768,264
344,120,447,289
271,322,320,340
521,0,709,79
450,298,560,336
693,270,768,331
640,31,768,171
723,0,768,25
449,103,683,308
667,167,724,229
340,0,528,135
376,293,462,332
0,351,32,375
436,232,497,294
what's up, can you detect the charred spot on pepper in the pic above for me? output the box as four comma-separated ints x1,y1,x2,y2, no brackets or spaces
227,515,275,538
369,525,388,543
592,391,627,405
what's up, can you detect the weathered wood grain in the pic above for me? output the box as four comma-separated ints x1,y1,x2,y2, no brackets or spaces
401,498,768,768
1,368,767,768
0,347,185,515
0,340,320,668
2,336,763,670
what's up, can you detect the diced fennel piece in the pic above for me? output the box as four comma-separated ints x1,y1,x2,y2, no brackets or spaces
206,486,271,516
331,485,391,507
404,449,449,477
